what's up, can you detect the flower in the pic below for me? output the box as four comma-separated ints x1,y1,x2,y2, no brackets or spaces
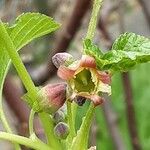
52,53,111,106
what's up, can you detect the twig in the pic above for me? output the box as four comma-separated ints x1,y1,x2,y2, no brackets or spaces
102,99,125,150
122,73,141,150
118,1,141,150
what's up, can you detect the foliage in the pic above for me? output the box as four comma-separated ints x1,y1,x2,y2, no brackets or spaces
84,33,150,72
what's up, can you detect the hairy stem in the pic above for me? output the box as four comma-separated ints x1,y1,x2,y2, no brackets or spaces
86,0,103,40
71,0,103,149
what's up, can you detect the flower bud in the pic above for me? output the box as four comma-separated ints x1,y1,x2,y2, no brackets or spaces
52,52,74,68
53,110,66,124
54,122,69,139
38,83,67,114
73,96,86,106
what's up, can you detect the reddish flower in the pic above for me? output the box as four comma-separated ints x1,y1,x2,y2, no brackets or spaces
52,53,111,106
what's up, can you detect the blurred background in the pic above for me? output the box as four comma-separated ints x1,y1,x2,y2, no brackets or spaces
0,0,150,149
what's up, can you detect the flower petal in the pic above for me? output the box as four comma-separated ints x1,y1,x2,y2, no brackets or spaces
76,92,104,106
88,95,104,106
97,81,111,95
80,55,96,68
57,66,75,80
97,71,111,84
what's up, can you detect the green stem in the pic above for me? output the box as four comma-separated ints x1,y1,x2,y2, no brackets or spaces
0,22,55,149
29,109,35,136
0,105,21,150
0,22,37,99
39,112,61,150
0,132,51,150
86,0,103,40
0,22,22,150
67,101,76,142
71,103,95,150
71,102,78,131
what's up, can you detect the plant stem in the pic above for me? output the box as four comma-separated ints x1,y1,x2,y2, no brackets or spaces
71,103,95,150
0,22,37,99
0,132,51,150
0,100,21,150
86,0,103,40
29,109,35,136
67,101,76,142
71,0,103,149
0,22,22,150
0,22,55,149
71,102,78,131
39,112,61,150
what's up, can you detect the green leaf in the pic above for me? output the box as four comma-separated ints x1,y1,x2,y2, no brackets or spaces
8,12,60,50
0,12,60,134
0,12,60,92
83,38,103,57
84,33,150,72
112,32,150,53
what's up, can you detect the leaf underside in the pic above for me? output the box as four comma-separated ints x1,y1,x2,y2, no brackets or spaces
84,32,150,72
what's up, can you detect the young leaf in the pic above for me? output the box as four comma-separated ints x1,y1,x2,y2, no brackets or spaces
83,39,103,57
112,32,150,53
84,33,150,72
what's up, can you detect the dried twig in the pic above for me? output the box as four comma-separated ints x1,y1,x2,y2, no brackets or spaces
118,1,141,150
122,73,141,150
102,99,125,150
137,0,150,27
